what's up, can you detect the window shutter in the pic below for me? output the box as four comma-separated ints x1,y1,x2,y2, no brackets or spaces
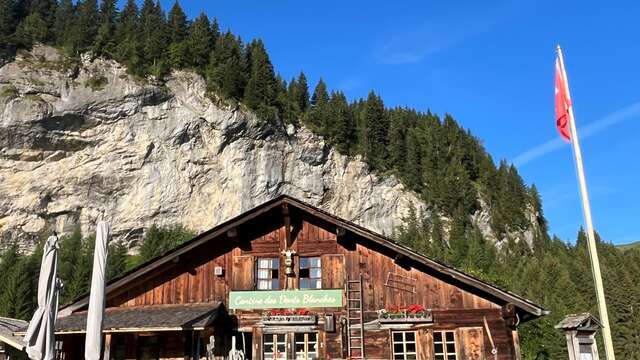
321,254,345,289
231,255,254,290
459,327,484,360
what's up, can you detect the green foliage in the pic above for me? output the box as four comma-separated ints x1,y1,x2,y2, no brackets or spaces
4,3,640,356
0,224,195,318
137,224,194,264
84,74,108,91
398,210,640,357
0,84,18,97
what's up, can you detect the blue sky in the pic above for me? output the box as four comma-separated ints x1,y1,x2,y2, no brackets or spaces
168,0,640,245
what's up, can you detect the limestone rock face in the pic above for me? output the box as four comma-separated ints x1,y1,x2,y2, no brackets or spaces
0,46,430,251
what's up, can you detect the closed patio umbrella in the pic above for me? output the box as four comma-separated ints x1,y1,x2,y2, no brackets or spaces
85,221,110,360
23,235,60,360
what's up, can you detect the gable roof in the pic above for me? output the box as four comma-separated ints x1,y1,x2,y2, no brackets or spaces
60,195,547,320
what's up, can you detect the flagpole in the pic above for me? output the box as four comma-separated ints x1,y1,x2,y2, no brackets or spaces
556,45,616,360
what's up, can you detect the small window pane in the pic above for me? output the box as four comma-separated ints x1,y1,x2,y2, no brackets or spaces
447,343,456,353
312,279,322,289
310,268,322,278
299,257,309,268
434,344,443,353
434,332,442,342
447,356,456,360
435,356,445,360
445,331,455,342
299,268,310,278
271,279,279,289
392,331,417,360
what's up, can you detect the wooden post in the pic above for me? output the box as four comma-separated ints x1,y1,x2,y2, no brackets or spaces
102,334,111,360
557,45,616,360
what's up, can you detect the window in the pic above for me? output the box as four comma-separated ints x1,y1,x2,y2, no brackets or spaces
263,334,287,359
294,333,318,359
434,331,457,360
137,335,159,360
257,257,280,290
299,257,322,289
392,331,417,360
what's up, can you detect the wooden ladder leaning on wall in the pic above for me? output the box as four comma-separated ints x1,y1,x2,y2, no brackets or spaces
346,273,365,359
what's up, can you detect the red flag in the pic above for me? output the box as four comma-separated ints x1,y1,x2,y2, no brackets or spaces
555,57,571,142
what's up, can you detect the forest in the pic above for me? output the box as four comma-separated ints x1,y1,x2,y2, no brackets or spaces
0,0,639,358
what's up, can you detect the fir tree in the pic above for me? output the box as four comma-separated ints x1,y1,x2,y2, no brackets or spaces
92,0,117,56
0,0,17,43
244,39,278,122
329,91,354,154
206,31,246,100
362,91,388,170
113,0,141,74
52,0,74,47
166,1,188,68
295,71,309,112
185,12,212,69
306,78,329,130
139,0,167,77
68,0,98,54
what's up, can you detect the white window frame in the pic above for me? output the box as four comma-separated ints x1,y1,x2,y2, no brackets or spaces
294,332,318,359
263,333,287,359
433,330,457,360
299,256,322,289
257,257,280,290
392,331,418,360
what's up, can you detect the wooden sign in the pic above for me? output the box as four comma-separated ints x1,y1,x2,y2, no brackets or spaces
229,290,343,309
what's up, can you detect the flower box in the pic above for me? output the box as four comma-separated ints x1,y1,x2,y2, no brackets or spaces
262,314,317,325
378,311,433,323
377,305,433,323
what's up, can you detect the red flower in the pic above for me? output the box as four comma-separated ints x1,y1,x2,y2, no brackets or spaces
297,309,309,315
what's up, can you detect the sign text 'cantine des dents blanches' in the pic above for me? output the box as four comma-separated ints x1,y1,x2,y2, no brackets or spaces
228,290,343,309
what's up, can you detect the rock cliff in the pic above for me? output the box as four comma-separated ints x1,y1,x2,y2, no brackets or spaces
0,46,431,251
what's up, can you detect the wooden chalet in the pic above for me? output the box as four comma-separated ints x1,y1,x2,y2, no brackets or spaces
15,195,547,359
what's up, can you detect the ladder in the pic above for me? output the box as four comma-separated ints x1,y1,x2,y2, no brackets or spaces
346,273,365,359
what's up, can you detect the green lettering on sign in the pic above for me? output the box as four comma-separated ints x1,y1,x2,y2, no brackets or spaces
228,289,343,309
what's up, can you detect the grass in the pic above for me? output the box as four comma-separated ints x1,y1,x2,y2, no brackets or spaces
618,241,640,252
85,75,108,91
0,85,18,98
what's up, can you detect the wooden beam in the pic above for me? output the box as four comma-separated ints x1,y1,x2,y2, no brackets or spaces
282,204,291,248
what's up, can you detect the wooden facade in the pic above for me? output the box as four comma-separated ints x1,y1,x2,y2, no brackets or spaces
54,195,546,360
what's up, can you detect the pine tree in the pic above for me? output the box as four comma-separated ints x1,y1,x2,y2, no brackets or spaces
330,91,354,154
363,91,388,170
306,78,329,130
295,71,309,112
166,1,188,68
68,0,98,53
107,242,129,280
139,0,167,77
185,12,212,69
244,39,278,122
92,0,117,56
0,0,17,43
52,0,73,47
15,12,49,45
113,0,141,74
206,31,246,100
138,224,194,263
